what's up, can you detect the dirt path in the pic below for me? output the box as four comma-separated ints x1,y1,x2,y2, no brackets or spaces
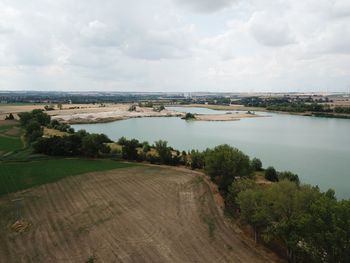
0,165,282,262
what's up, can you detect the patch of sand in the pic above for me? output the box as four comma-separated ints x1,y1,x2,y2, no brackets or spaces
194,113,262,121
0,103,267,123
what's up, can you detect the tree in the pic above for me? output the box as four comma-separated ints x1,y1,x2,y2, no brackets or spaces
18,109,51,126
189,150,204,169
25,120,43,142
122,139,139,160
265,166,278,182
5,113,14,120
278,171,300,185
118,136,127,146
81,134,111,157
238,189,272,244
142,141,151,153
155,140,172,164
250,158,262,171
183,112,196,120
204,144,251,193
226,178,257,214
18,112,32,126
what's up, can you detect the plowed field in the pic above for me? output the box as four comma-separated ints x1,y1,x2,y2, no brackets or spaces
0,165,280,262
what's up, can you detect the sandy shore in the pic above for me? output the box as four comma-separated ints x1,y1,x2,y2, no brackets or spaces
53,106,183,123
0,103,264,123
194,113,262,121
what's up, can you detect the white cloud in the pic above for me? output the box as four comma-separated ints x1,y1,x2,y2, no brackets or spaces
248,11,296,47
0,0,349,92
175,0,237,13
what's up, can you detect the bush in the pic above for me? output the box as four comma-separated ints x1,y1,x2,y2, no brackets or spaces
189,150,205,169
118,136,127,146
128,105,136,111
122,139,139,160
278,171,300,184
142,141,151,153
250,158,262,171
5,113,14,120
81,134,111,157
183,112,196,120
33,131,111,157
155,140,172,164
265,166,278,182
25,120,43,142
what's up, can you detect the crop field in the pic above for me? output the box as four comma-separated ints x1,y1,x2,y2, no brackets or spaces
0,165,280,263
0,159,135,196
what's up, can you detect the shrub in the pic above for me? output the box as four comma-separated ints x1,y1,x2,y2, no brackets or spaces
265,166,278,182
5,113,14,120
250,158,262,171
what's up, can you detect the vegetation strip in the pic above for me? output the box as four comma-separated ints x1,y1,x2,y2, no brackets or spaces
0,159,135,196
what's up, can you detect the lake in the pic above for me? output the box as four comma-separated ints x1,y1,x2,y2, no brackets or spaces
72,107,350,199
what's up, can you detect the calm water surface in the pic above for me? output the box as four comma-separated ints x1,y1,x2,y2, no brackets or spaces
72,107,350,199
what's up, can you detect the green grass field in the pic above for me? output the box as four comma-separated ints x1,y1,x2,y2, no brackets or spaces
0,121,24,155
0,159,136,196
0,136,23,153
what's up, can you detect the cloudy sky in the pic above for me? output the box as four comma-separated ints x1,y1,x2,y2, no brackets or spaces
0,0,350,92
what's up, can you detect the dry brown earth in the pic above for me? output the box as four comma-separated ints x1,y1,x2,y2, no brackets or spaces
0,165,282,263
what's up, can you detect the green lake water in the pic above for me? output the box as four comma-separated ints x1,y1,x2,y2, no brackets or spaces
72,107,350,199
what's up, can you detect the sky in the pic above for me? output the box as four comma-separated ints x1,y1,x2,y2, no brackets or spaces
0,0,350,92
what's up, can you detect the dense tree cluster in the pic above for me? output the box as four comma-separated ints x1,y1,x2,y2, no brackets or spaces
334,106,350,114
33,130,111,157
119,137,183,165
18,109,110,156
18,109,50,142
233,97,350,116
18,109,51,127
236,181,350,263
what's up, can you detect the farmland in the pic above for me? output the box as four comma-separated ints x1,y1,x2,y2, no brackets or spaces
0,165,280,263
0,159,136,196
0,120,23,155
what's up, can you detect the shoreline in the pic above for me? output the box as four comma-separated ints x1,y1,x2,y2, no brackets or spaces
169,104,350,119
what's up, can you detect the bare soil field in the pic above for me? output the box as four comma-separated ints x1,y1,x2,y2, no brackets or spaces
0,165,281,263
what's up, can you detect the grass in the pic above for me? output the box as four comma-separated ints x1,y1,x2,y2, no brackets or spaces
43,127,68,137
0,120,24,155
0,159,136,196
204,216,216,240
0,136,23,153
